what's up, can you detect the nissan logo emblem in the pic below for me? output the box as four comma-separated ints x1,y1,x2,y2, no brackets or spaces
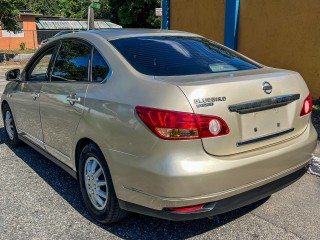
262,81,272,94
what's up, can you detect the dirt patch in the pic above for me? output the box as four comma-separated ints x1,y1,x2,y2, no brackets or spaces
0,61,27,71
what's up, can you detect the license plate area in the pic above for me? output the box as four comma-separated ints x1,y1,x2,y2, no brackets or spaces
240,107,290,142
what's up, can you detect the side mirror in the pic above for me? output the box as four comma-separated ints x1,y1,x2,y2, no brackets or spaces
5,69,20,81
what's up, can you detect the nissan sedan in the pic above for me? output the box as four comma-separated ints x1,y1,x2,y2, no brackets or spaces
1,29,317,223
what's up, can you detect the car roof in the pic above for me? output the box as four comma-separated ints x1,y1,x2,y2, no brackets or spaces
62,29,202,41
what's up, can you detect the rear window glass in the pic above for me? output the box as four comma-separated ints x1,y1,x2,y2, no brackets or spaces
110,36,260,76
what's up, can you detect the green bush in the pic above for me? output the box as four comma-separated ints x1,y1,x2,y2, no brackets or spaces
19,42,26,50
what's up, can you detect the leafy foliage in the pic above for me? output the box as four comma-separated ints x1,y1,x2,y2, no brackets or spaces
26,0,87,19
107,0,161,28
26,0,60,17
0,0,25,32
0,0,161,32
19,42,26,50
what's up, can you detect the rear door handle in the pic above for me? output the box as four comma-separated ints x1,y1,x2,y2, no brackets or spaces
31,92,40,100
66,93,81,105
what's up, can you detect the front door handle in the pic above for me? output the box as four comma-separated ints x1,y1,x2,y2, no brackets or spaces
66,93,81,105
31,92,40,100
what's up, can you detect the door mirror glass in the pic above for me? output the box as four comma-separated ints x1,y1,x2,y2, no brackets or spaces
5,69,20,81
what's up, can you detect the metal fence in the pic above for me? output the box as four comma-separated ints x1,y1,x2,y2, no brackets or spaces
0,29,86,51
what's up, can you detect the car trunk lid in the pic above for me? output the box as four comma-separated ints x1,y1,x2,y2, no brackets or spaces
156,68,311,156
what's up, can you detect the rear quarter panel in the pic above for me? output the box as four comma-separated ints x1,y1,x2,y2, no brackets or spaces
70,35,195,195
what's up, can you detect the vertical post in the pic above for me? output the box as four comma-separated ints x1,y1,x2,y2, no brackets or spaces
87,4,90,30
32,30,36,49
162,0,170,30
9,32,11,50
224,0,240,50
88,0,95,30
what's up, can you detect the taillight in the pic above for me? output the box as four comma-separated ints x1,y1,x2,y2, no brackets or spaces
300,94,312,116
135,106,230,140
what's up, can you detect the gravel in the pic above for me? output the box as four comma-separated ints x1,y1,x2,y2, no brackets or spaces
308,101,320,176
1,117,320,239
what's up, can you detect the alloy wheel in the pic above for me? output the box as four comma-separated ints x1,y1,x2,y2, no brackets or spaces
5,110,14,140
84,157,108,210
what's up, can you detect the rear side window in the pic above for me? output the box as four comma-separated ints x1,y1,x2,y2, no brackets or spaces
92,49,110,82
52,41,91,82
110,36,259,76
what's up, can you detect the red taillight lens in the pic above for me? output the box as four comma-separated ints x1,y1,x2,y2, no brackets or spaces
135,106,230,140
195,115,230,138
167,204,204,213
300,94,312,116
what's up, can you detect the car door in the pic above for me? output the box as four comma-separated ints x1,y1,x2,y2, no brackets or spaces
40,40,91,164
11,45,56,148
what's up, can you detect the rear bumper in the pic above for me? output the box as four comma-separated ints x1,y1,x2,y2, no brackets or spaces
106,122,317,212
119,167,306,221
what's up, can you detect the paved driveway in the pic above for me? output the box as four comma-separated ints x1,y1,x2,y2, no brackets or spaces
0,69,320,239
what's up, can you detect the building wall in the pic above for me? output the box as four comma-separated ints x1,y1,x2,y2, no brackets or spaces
170,0,225,44
170,0,320,98
0,15,38,50
237,0,320,98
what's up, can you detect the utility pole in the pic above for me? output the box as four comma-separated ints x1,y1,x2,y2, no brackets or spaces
87,0,95,30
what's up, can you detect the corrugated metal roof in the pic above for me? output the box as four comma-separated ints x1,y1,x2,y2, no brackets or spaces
36,20,122,30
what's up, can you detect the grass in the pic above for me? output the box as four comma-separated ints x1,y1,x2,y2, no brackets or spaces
0,49,37,54
313,104,320,111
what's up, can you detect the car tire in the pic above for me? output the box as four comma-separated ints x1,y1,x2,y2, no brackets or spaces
79,143,128,224
2,104,21,147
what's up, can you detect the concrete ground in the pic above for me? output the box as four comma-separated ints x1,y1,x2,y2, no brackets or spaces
0,69,320,239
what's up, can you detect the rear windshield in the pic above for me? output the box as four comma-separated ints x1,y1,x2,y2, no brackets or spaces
110,36,260,76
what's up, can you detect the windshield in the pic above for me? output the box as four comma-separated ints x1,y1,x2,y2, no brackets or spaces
110,36,260,76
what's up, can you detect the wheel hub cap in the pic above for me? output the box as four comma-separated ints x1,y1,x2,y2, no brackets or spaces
84,157,108,210
5,111,14,140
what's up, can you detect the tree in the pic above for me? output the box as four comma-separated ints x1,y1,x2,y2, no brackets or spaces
0,0,161,31
57,0,88,19
107,0,161,28
26,0,60,17
26,0,87,19
0,0,26,32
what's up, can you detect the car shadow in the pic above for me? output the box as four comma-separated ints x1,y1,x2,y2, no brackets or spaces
0,127,269,239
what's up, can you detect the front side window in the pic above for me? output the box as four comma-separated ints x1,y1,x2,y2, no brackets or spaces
92,49,110,82
52,41,91,82
110,36,260,76
28,48,54,81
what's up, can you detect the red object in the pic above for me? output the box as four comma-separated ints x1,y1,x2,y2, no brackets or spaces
300,93,312,116
168,205,205,213
135,106,230,140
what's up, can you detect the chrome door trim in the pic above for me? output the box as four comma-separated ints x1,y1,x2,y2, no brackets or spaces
44,143,71,161
228,94,300,114
237,128,295,147
18,129,44,148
